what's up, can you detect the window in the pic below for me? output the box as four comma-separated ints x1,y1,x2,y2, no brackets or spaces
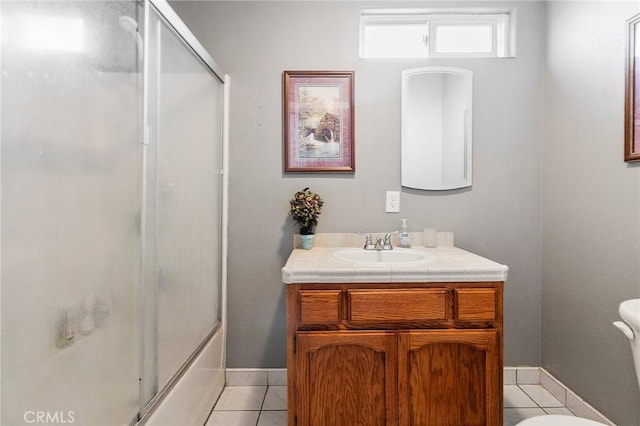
360,9,514,59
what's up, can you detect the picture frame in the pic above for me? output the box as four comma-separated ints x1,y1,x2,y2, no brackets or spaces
283,71,355,172
625,13,640,162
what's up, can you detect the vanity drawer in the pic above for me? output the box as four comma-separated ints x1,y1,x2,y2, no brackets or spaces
455,288,497,321
348,289,447,322
299,290,341,324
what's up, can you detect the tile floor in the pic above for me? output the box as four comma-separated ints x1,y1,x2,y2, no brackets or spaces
204,383,580,426
205,385,286,426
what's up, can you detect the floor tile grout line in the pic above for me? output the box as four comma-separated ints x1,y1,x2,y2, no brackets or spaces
518,383,567,411
519,383,546,410
505,384,539,409
255,385,270,426
203,388,225,425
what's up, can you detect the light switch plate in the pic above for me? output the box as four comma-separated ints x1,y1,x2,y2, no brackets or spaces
386,191,400,213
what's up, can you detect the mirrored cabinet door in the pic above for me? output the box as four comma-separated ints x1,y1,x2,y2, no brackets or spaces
401,67,473,191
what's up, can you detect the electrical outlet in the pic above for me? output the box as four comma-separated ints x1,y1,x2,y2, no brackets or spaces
386,191,400,213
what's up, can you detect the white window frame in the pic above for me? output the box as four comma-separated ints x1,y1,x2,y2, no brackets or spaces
361,15,430,58
360,9,516,59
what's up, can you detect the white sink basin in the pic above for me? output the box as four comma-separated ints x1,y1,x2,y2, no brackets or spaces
332,248,434,265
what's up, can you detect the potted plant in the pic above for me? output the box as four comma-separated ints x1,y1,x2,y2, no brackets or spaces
289,187,324,249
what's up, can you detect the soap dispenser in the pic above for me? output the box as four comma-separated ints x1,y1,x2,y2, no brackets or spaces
398,219,411,248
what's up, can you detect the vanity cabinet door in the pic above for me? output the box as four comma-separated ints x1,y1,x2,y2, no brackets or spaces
397,329,501,426
295,331,398,426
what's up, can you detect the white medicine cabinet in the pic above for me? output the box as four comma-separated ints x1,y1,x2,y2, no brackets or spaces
401,66,473,191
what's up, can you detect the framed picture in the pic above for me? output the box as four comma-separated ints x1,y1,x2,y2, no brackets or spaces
283,71,355,172
625,13,640,162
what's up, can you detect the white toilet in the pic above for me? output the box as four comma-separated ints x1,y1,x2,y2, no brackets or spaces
517,298,640,426
516,415,607,425
614,298,640,388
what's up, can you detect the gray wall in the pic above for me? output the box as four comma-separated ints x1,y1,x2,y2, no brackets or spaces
171,2,640,423
171,0,545,369
542,2,640,425
170,0,544,368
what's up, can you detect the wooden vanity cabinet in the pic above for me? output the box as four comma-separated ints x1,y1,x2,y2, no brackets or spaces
287,282,503,426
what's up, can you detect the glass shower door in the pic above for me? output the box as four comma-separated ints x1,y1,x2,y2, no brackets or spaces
154,11,223,393
1,1,142,424
140,4,224,410
1,1,225,422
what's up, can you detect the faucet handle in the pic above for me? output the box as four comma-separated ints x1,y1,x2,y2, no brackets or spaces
383,231,398,243
357,232,376,250
383,231,397,250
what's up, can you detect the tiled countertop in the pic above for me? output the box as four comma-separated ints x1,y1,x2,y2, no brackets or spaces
282,244,509,284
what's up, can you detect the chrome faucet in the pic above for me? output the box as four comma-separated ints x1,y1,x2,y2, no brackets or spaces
358,232,396,250
374,237,384,250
